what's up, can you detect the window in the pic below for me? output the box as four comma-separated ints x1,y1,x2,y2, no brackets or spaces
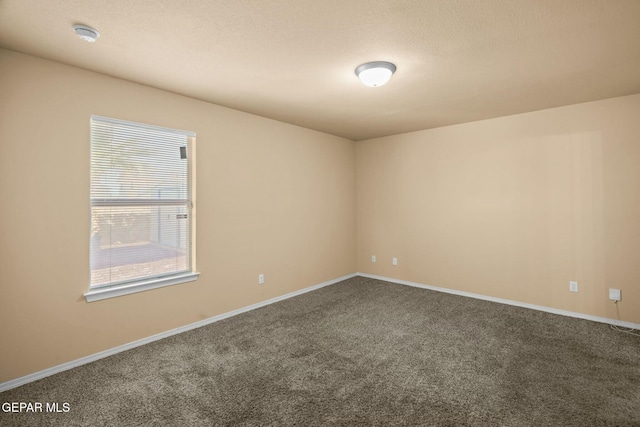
85,116,198,302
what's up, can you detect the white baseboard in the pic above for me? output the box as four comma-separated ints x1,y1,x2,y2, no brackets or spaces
3,271,636,393
0,273,356,393
357,272,640,330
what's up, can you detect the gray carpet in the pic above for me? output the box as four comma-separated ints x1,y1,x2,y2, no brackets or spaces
1,276,639,426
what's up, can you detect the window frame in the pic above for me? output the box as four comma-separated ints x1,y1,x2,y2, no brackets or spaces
84,115,198,302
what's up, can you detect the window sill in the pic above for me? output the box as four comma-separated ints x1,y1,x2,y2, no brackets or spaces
84,272,200,302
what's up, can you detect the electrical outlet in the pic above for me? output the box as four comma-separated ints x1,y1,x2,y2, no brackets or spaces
609,288,621,302
258,274,264,285
392,257,398,266
569,281,578,292
371,255,376,263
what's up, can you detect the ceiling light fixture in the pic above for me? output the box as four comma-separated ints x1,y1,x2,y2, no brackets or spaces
73,24,100,42
355,61,396,87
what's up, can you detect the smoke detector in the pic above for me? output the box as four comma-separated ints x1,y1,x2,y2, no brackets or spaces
73,24,100,43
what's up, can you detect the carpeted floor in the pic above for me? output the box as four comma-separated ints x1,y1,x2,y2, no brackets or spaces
1,276,639,426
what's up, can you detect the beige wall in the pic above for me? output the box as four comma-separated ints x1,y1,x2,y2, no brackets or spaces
357,94,640,324
2,47,639,385
0,49,356,383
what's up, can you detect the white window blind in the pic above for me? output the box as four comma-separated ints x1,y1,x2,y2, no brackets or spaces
89,116,195,293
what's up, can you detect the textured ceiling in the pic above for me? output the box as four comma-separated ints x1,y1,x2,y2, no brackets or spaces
1,0,639,140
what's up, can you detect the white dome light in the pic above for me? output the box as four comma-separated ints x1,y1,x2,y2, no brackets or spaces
73,24,100,43
355,61,397,87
